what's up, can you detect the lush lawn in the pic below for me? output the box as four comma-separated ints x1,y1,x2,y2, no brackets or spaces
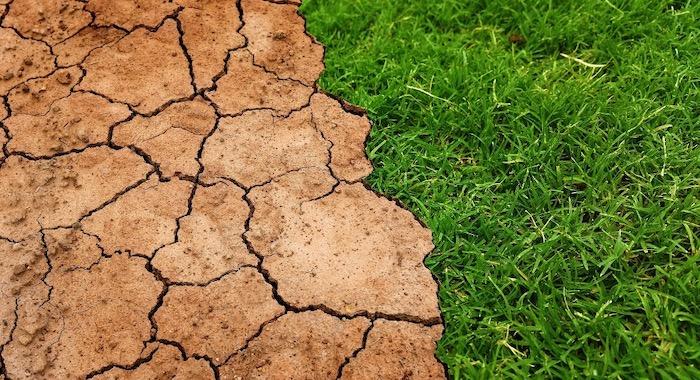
301,0,700,378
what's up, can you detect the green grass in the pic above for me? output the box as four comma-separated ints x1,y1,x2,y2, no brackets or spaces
301,0,700,378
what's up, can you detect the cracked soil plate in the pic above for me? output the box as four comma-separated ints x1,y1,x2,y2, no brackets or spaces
0,1,445,378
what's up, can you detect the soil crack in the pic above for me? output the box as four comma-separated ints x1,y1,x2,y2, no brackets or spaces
0,0,444,377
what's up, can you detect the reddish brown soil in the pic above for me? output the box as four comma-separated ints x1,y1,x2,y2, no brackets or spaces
0,1,444,379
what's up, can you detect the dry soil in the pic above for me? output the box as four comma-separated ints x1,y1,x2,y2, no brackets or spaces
0,1,445,379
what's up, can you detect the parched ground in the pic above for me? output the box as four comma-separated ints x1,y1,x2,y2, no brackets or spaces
0,0,445,379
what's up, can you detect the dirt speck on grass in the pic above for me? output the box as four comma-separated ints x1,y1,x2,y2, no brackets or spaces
0,0,444,378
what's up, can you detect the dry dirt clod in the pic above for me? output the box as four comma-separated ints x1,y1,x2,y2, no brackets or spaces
0,147,152,241
0,97,8,121
178,0,245,90
0,131,8,157
0,28,55,95
3,0,92,45
310,93,374,182
0,236,46,347
82,177,193,257
248,169,441,322
6,66,82,116
44,228,103,272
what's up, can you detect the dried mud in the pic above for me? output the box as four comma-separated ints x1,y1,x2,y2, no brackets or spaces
0,0,445,379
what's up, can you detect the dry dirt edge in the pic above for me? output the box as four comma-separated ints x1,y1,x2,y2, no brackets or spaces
0,0,446,378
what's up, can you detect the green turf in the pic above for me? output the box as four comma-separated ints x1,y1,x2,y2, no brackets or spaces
301,0,700,378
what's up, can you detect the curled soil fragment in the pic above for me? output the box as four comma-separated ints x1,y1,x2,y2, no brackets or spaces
0,0,445,376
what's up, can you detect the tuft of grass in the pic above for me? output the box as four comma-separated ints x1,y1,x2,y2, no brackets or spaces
302,0,700,378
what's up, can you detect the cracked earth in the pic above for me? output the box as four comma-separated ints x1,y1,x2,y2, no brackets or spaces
0,0,445,379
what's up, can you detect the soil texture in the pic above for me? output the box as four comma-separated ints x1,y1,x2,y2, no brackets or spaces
0,0,444,378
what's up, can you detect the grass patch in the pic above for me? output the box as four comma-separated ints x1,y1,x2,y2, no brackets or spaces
302,0,700,378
